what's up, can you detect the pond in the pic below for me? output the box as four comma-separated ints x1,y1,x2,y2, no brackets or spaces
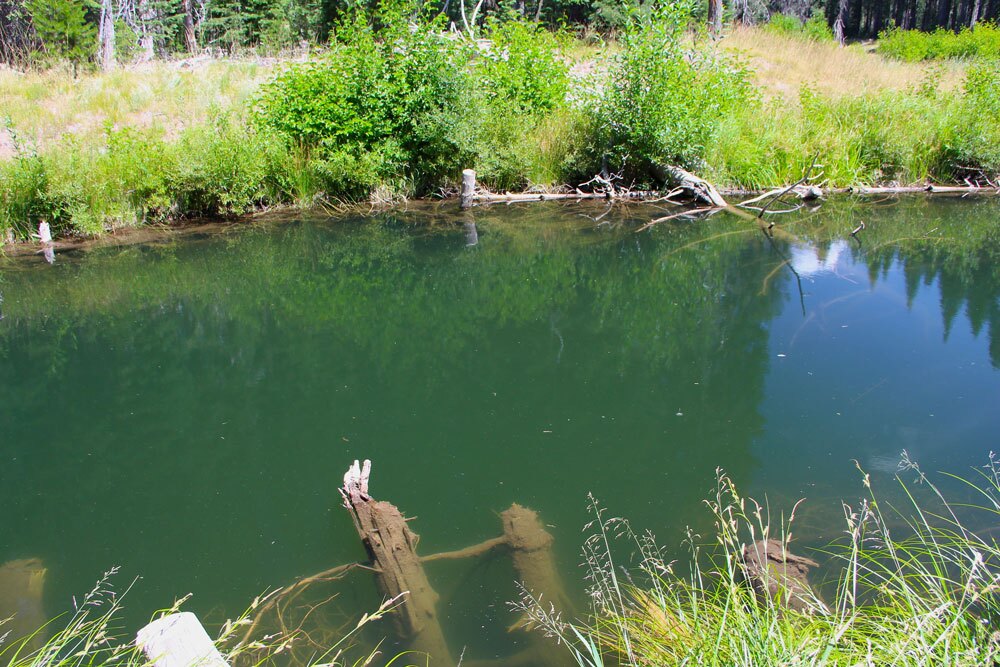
1,195,999,664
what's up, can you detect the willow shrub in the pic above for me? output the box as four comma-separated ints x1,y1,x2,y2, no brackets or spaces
577,1,755,187
252,4,475,199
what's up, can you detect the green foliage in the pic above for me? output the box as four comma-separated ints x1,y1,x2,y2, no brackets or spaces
0,154,68,239
764,12,834,41
942,61,1000,179
878,22,1000,62
803,14,834,41
585,0,754,183
252,5,474,197
25,0,95,71
479,20,569,116
763,12,802,35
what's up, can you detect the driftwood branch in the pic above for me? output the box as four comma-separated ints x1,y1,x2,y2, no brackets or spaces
739,156,820,218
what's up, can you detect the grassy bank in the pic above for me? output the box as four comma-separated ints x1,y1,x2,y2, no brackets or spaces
522,456,1000,666
1,6,999,241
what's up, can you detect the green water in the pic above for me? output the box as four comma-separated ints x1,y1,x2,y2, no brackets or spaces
1,196,999,663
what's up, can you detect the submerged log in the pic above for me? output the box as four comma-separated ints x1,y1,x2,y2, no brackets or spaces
502,504,573,614
740,539,820,613
136,612,230,667
339,460,453,665
0,558,48,651
501,504,574,666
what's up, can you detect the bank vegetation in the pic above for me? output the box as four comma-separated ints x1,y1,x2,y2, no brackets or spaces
1,0,999,241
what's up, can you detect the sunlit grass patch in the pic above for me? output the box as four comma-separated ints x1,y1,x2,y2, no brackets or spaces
522,454,1000,666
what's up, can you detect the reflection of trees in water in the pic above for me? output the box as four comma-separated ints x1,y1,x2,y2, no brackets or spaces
788,195,1000,368
0,206,785,660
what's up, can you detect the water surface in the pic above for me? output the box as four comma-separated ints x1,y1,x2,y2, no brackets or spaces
1,196,998,662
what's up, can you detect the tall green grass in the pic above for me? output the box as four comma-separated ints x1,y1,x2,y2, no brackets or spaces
520,454,1000,666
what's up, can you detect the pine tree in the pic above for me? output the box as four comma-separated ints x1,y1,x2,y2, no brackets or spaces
26,0,96,72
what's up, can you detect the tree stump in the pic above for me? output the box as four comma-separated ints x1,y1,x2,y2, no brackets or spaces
339,460,453,665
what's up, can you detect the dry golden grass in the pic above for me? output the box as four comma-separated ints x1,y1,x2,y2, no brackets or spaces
0,58,278,159
718,26,966,99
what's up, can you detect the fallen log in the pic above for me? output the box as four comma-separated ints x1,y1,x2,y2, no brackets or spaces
738,185,822,209
660,166,728,208
340,460,453,665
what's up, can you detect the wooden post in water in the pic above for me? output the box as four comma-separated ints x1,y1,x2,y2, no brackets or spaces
136,612,230,667
460,169,476,209
340,460,453,666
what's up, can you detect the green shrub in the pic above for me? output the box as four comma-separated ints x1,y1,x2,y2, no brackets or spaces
803,14,834,42
586,1,754,184
941,62,1000,178
0,155,66,239
763,12,833,42
878,22,1000,61
252,5,475,197
763,12,802,36
479,20,569,116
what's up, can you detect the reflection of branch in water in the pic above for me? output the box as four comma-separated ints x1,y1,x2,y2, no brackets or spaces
760,228,807,317
549,314,565,365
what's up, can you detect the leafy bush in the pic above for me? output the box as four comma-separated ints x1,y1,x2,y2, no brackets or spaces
585,1,754,184
252,5,474,197
478,20,569,116
878,22,1000,62
763,12,802,36
941,62,1000,178
803,14,834,41
763,12,834,42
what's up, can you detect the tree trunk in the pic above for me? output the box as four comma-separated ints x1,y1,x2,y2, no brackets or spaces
834,0,849,44
183,0,197,53
137,0,155,60
707,0,723,34
98,0,115,70
970,0,982,25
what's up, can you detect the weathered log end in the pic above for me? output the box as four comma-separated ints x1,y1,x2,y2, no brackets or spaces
0,558,48,652
740,539,820,613
501,504,554,553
